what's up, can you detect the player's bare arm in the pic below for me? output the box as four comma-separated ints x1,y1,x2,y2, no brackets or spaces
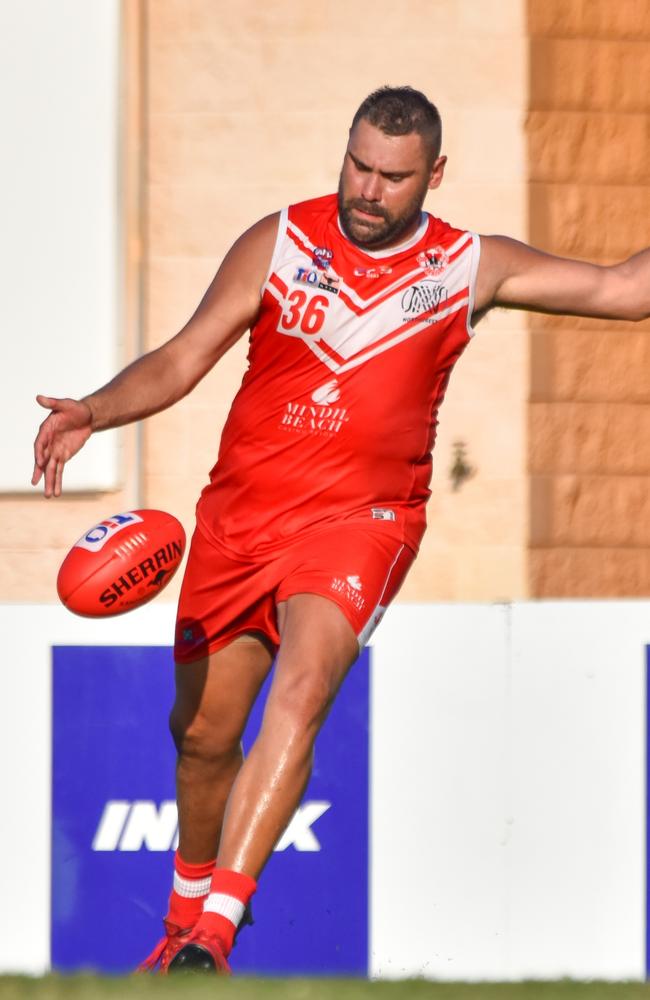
32,212,280,497
475,235,650,322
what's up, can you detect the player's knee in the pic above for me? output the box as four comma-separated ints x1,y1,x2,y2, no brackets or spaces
169,704,241,764
271,671,336,733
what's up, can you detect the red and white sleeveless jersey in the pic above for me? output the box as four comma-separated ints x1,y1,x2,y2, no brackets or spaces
197,193,480,556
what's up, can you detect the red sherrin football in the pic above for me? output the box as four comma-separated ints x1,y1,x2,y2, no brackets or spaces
57,509,186,617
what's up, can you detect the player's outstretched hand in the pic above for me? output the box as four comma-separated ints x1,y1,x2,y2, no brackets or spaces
32,395,93,498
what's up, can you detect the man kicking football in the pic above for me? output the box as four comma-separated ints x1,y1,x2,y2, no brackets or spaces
32,86,650,973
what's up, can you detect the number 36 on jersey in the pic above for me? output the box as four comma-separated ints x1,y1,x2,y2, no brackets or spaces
279,290,330,337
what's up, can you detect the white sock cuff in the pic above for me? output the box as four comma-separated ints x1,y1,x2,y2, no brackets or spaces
203,892,246,927
173,872,212,899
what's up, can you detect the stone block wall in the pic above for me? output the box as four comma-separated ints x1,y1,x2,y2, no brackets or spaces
527,0,650,595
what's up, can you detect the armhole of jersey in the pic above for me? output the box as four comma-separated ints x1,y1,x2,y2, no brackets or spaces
260,208,287,295
466,233,481,339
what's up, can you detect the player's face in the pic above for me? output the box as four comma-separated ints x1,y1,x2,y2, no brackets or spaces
338,119,446,250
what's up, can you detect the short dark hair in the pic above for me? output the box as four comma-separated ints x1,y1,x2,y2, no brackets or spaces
351,86,442,163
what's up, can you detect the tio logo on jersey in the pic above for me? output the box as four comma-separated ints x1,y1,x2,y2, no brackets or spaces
92,800,332,853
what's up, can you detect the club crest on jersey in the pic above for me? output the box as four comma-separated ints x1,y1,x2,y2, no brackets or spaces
417,246,449,277
293,266,339,295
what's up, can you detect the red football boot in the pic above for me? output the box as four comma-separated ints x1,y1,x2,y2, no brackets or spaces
168,925,232,974
137,919,193,974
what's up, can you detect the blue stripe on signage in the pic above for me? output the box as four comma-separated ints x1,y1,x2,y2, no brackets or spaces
51,645,369,975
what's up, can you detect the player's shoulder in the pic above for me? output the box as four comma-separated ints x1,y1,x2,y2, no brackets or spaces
230,198,334,256
472,234,542,314
224,198,334,284
474,234,531,279
237,211,282,246
288,192,337,225
424,211,475,249
225,211,282,269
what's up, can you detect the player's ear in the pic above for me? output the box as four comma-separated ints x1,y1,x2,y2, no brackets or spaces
428,155,447,190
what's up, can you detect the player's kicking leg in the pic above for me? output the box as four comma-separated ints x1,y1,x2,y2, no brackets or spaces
169,592,359,973
139,633,273,973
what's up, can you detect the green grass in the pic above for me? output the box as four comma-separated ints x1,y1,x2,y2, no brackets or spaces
2,979,650,1000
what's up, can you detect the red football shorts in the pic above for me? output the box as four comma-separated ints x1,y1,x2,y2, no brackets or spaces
174,521,415,663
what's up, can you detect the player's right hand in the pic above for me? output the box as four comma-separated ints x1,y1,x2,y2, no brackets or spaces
32,395,93,498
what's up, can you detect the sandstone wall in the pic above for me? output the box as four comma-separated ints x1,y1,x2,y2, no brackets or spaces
527,0,650,596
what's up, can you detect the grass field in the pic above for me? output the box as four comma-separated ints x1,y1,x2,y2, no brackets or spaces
2,979,650,1000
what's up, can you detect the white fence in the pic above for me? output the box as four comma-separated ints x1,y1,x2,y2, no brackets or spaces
1,600,648,979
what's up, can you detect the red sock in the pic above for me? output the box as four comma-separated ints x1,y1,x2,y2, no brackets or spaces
195,867,257,956
166,851,216,930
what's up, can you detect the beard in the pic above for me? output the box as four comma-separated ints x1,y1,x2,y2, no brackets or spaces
337,172,428,250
